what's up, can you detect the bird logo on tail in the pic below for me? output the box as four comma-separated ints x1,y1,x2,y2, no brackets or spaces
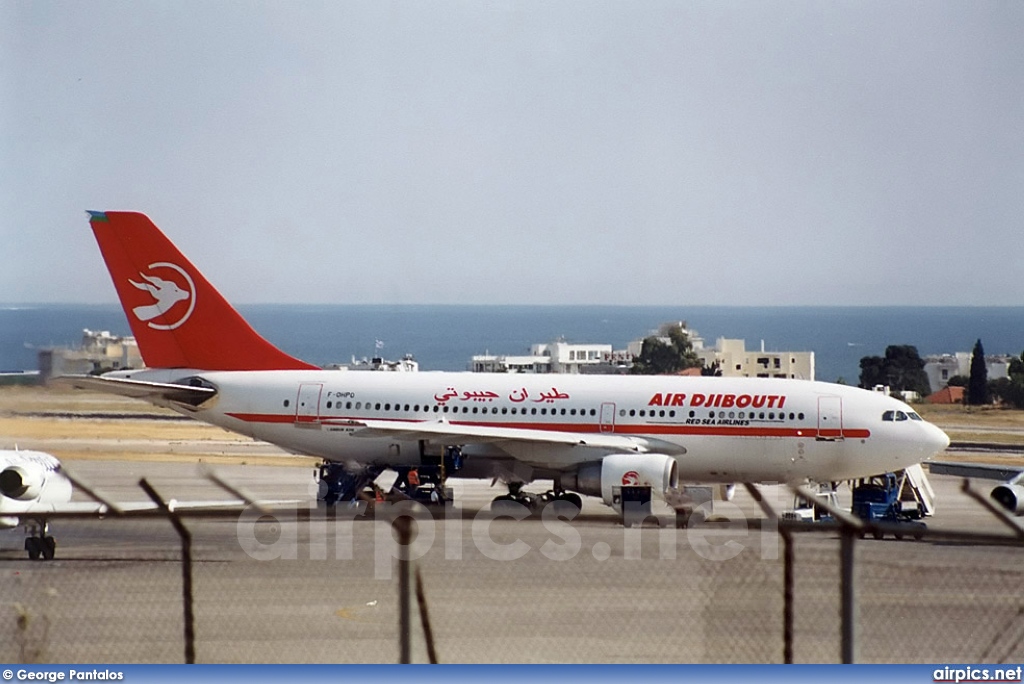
127,262,196,330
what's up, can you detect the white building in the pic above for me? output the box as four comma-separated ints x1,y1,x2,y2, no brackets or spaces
626,323,814,380
701,338,815,380
471,340,628,374
471,322,814,379
924,353,1010,390
38,329,142,380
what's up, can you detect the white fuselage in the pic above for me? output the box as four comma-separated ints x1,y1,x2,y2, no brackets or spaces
125,369,950,485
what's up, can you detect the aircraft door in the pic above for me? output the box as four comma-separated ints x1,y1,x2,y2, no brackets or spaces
599,402,616,433
817,396,843,440
295,383,323,424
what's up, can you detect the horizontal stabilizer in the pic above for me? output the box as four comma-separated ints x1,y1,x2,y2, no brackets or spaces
53,374,216,406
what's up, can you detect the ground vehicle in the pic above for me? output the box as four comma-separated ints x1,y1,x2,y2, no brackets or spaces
781,484,839,523
851,472,927,540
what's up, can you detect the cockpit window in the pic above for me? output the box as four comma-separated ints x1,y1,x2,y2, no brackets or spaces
908,412,923,421
895,411,908,421
882,410,911,422
882,410,895,421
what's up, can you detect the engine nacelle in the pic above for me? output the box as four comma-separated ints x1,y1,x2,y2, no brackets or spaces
0,464,46,501
565,453,679,507
992,484,1024,516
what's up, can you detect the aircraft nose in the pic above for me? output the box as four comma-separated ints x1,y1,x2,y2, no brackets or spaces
927,423,951,457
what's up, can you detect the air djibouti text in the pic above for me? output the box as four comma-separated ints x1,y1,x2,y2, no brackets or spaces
647,393,787,409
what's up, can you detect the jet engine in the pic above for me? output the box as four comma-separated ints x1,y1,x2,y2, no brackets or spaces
991,484,1024,516
564,453,679,506
0,463,47,501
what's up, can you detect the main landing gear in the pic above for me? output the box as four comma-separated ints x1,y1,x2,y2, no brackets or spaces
491,483,583,515
24,520,56,561
317,462,380,507
316,453,460,509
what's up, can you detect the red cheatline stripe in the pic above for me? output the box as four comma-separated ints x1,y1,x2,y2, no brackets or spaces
225,412,870,439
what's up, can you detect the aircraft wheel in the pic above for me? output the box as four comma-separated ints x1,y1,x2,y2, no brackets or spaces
491,495,522,515
25,537,41,561
561,493,583,510
41,537,56,560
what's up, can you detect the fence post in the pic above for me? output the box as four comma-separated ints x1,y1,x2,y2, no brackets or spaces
839,526,857,664
138,478,195,664
394,515,412,664
782,530,794,663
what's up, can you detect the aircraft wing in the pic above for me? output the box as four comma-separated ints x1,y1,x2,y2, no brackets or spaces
12,499,300,518
53,374,215,405
928,461,1024,482
337,418,686,455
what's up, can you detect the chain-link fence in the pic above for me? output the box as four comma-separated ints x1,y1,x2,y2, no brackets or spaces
2,499,1023,664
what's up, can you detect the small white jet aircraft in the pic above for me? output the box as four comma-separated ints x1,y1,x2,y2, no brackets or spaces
64,211,950,513
1,449,71,559
1,447,293,560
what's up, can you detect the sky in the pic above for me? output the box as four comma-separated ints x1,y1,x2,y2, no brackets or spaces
2,1,1022,306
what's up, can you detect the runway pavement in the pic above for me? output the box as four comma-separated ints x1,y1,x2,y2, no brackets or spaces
2,456,1023,664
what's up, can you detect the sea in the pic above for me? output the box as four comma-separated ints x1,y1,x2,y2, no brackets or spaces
2,304,1023,385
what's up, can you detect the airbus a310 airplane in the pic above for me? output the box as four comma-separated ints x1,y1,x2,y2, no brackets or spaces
64,211,950,514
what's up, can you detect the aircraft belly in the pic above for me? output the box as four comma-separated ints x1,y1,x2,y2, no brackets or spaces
672,436,794,483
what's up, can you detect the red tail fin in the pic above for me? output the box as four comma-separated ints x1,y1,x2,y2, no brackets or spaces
88,211,317,371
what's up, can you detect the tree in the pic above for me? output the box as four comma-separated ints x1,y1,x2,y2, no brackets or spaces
991,350,1024,409
967,339,989,405
701,360,722,377
858,345,931,397
946,375,969,387
631,324,701,375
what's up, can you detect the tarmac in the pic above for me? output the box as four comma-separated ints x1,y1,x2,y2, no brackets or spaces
2,455,1023,664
